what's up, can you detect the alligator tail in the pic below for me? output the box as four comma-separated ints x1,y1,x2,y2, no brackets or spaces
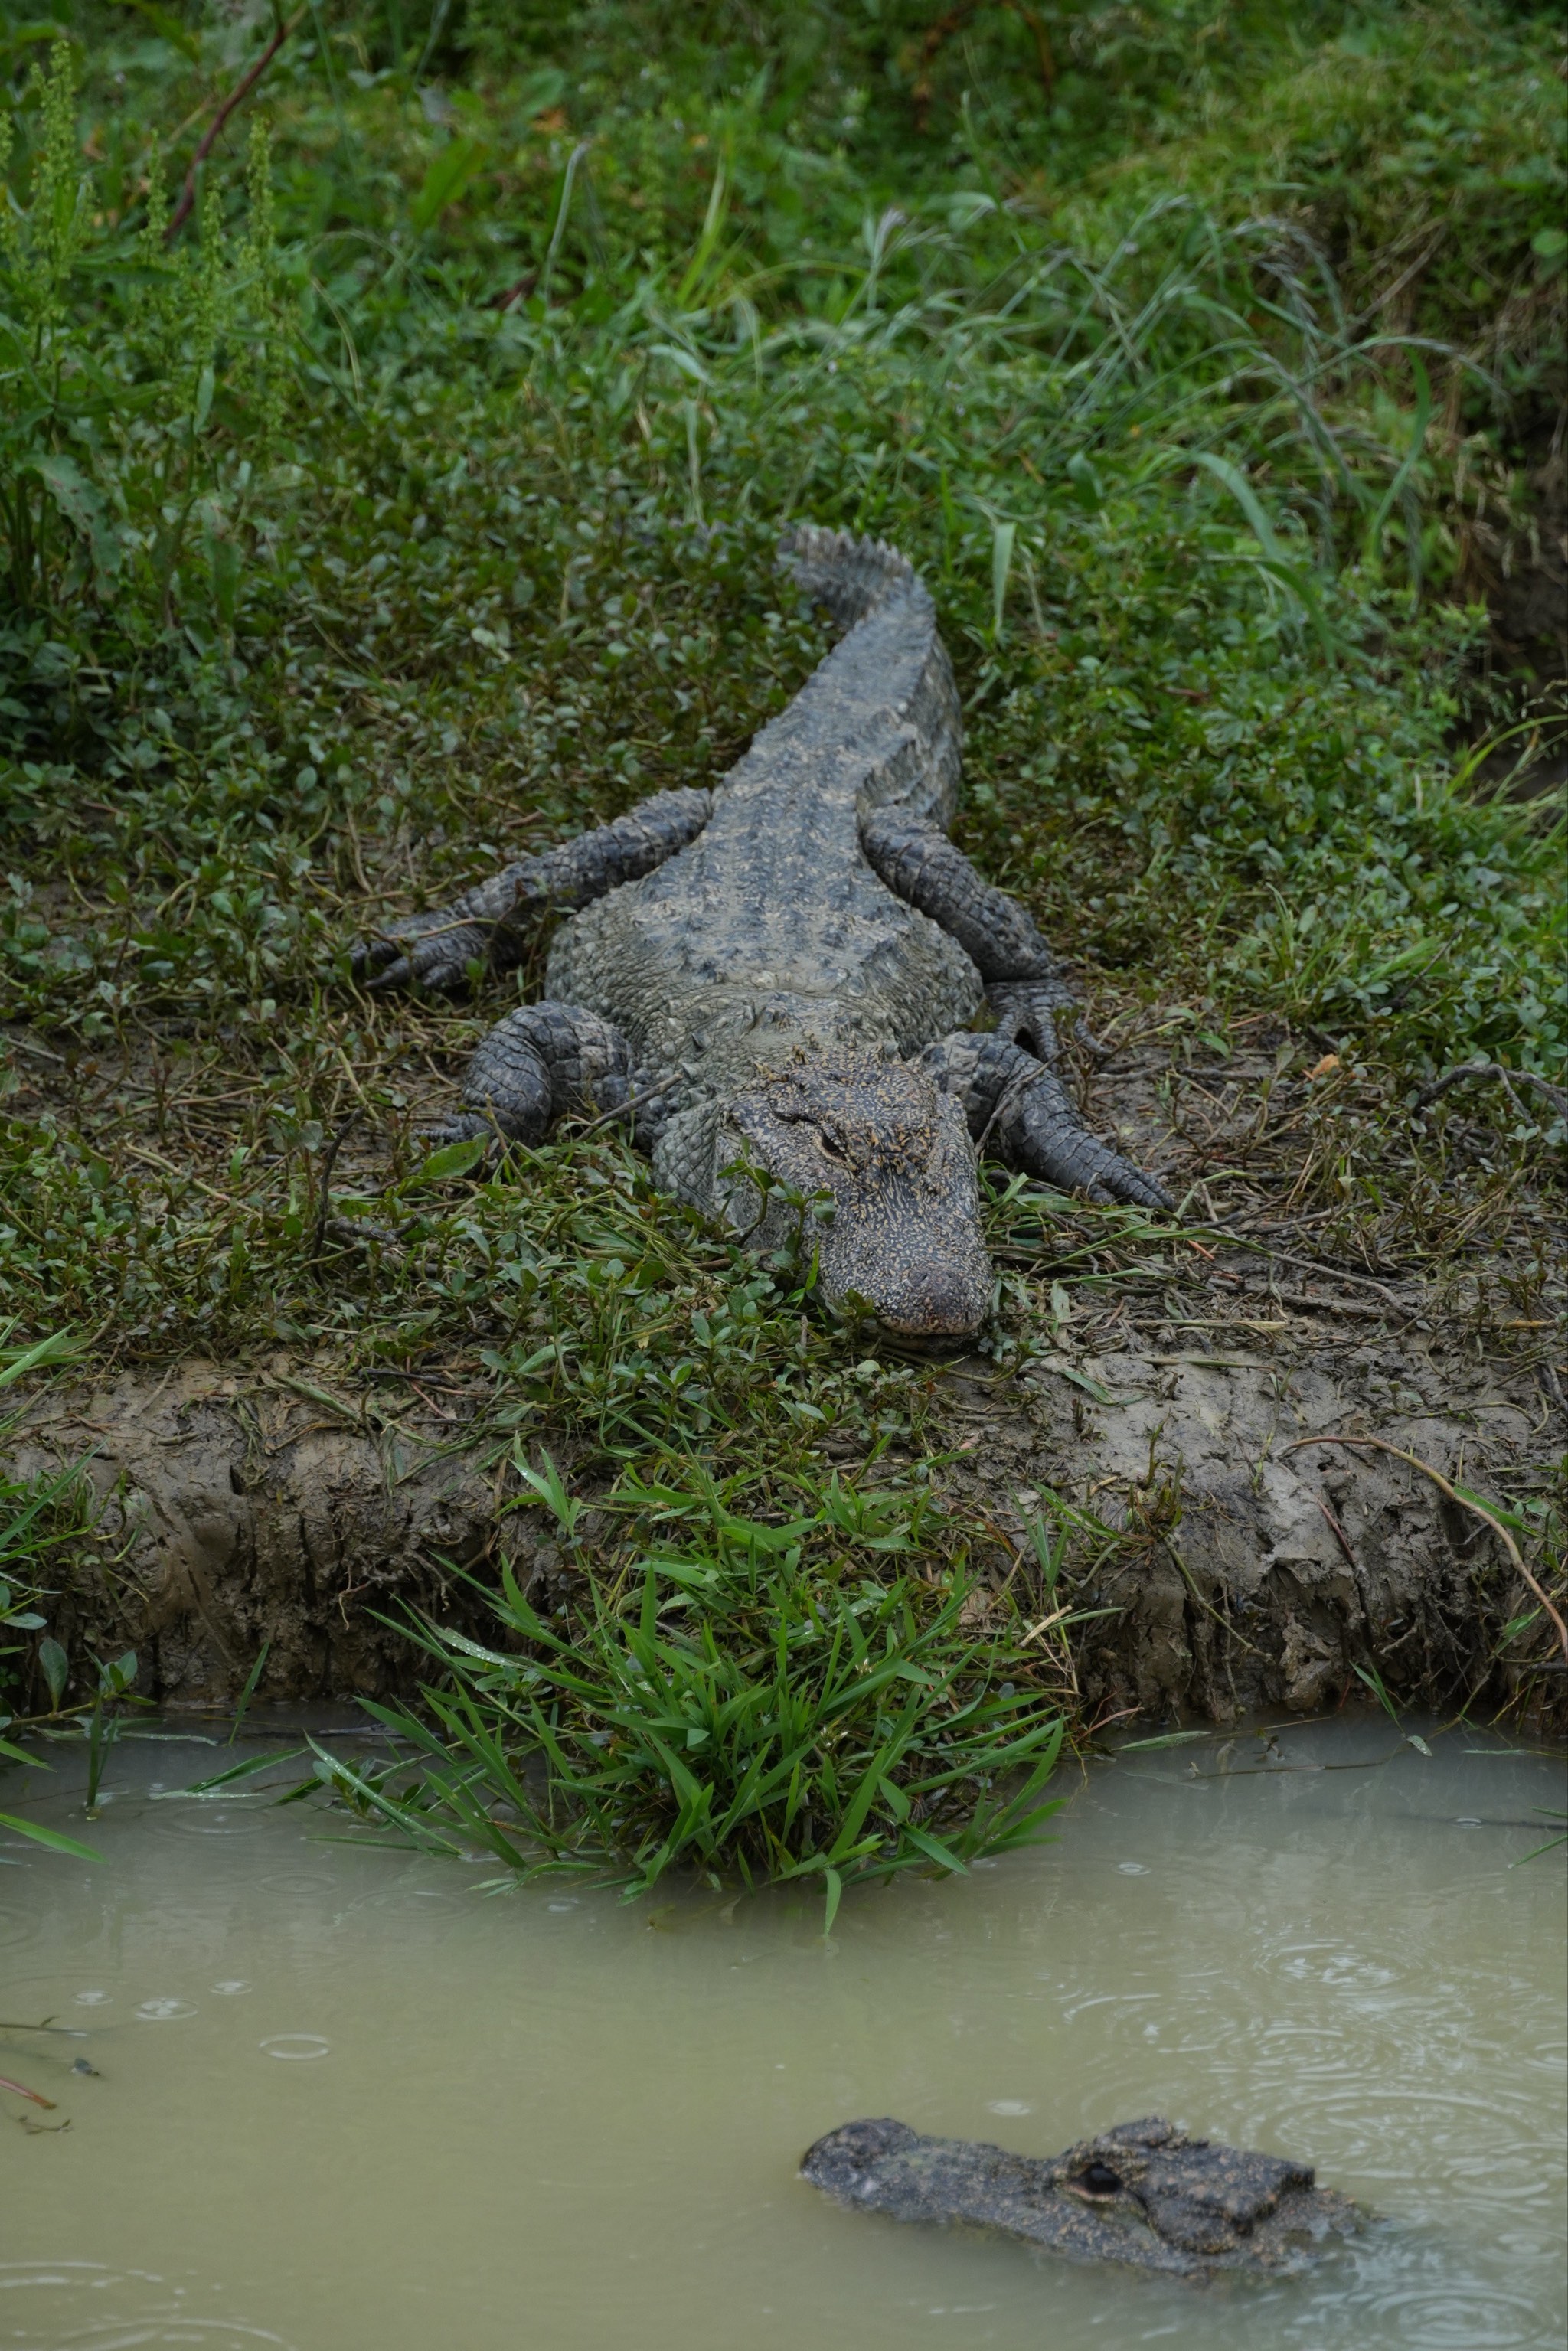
778,524,919,629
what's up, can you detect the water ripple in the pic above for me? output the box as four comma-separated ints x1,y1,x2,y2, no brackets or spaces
259,2034,329,2062
1360,2280,1544,2349
145,1802,270,1840
0,1898,38,1953
0,2261,297,2347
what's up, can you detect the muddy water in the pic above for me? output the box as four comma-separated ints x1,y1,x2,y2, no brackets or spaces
0,1720,1562,2351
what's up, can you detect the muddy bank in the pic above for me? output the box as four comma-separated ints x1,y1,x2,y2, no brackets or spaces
7,1362,522,1704
9,1301,1563,1727
939,1331,1563,1725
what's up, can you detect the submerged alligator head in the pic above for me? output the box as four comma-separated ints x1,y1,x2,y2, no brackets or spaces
726,1050,992,1343
801,2115,1361,2278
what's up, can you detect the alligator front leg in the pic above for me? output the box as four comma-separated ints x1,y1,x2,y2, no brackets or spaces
351,785,713,991
922,1031,1171,1211
436,1001,639,1145
861,808,1076,1038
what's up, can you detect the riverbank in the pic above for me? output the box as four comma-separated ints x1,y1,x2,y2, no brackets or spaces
10,1275,1561,1726
2,5,1563,1772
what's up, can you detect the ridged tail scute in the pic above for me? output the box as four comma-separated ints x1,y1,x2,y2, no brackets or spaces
778,524,919,630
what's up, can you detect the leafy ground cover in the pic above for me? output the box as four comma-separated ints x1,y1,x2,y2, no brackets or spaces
0,3,1563,1884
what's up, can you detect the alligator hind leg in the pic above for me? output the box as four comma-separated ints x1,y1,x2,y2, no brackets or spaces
921,1031,1172,1211
859,808,1091,1050
352,785,713,991
861,811,1067,981
436,1002,637,1144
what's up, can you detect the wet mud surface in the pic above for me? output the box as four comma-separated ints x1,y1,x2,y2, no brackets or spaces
8,1288,1561,1726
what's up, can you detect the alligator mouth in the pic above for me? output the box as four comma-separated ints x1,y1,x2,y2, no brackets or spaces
873,1315,984,1353
829,1279,988,1350
822,1225,992,1349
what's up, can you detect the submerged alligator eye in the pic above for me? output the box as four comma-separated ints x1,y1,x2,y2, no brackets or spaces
1076,2163,1123,2197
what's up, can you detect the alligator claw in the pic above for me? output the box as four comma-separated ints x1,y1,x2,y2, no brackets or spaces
350,913,492,993
1086,1156,1174,1213
998,1066,1172,1214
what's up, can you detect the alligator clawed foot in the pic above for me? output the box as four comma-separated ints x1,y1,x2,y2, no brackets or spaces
351,912,493,994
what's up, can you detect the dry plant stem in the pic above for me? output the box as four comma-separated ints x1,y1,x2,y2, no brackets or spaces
1413,1062,1568,1119
164,8,306,243
0,2076,55,2110
569,1075,683,1138
1248,1248,1409,1314
308,1112,358,1265
1285,1433,1568,1664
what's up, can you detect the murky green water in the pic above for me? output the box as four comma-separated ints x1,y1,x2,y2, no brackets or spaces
1,1719,1563,2349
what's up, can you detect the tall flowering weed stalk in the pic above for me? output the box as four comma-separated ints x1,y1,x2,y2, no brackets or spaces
0,44,296,746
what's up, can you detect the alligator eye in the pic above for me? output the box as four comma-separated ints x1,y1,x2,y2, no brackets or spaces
1076,2163,1123,2196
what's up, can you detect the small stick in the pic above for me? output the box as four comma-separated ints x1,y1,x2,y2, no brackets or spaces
1315,1497,1359,1572
1285,1434,1568,1665
165,8,306,244
570,1076,682,1138
309,1112,358,1265
0,2075,56,2110
1255,1247,1408,1314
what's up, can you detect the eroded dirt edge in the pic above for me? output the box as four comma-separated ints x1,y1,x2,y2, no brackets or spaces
8,1313,1563,1731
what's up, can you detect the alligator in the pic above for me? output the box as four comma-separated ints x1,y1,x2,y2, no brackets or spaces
352,527,1170,1341
800,2115,1362,2278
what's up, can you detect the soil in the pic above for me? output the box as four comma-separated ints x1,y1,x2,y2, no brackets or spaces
939,1320,1563,1726
7,997,1563,1735
8,1285,1563,1730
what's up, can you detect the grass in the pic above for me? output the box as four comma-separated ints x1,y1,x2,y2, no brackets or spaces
0,1331,113,1860
0,2,1563,1887
312,1456,1073,1931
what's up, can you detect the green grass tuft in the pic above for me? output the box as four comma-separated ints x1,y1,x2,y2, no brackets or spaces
314,1459,1073,1928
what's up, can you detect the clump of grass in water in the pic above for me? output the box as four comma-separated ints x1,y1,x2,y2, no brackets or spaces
313,1465,1069,1932
0,1327,113,1862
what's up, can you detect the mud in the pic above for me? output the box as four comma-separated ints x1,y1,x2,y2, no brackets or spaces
8,1286,1562,1725
5,1361,521,1705
937,1316,1562,1724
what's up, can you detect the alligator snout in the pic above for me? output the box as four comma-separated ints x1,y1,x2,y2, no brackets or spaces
731,1052,992,1344
854,1244,990,1346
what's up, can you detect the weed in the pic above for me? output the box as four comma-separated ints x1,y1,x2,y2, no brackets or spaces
0,42,294,750
312,1461,1069,1929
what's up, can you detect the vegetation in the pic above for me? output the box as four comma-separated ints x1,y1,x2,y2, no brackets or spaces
0,1331,109,1858
0,3,1563,1883
316,1459,1070,1930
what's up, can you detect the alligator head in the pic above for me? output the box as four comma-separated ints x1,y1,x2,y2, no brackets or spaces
727,1050,991,1344
800,2115,1362,2277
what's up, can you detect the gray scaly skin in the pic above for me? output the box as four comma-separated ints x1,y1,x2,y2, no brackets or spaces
352,527,1170,1340
799,2116,1362,2278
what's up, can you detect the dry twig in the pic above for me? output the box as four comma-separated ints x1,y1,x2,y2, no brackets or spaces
1413,1060,1568,1122
165,8,305,243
